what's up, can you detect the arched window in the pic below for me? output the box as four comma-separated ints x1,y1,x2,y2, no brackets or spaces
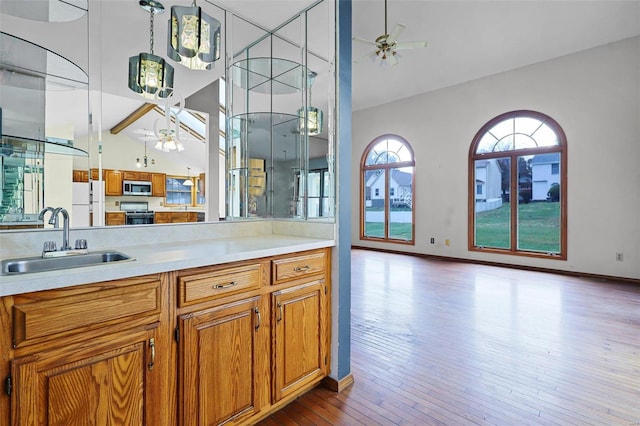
469,110,567,259
361,135,415,244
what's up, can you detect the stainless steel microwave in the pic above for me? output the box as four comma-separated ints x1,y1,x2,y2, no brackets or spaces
123,180,152,196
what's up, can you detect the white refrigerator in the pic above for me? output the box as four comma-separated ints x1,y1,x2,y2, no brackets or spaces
71,182,90,227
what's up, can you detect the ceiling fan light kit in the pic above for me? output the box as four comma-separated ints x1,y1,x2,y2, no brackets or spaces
128,0,175,99
353,0,427,66
168,0,221,70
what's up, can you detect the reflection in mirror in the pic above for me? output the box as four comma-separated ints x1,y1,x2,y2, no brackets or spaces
0,0,87,22
0,0,335,233
0,32,89,228
225,0,334,221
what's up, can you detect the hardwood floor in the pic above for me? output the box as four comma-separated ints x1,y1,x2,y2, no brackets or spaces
258,249,640,425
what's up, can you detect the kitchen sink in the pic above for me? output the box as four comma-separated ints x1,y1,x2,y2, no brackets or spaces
1,251,134,275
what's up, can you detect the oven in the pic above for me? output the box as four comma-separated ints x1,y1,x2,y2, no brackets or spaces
120,201,154,225
125,211,154,225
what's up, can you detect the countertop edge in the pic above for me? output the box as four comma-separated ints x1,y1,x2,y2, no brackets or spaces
0,236,335,297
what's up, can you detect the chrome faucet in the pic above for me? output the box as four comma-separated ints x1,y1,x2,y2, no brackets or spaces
51,207,71,251
38,207,57,227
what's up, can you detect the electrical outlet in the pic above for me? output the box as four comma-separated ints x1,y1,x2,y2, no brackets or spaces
430,237,435,244
616,253,623,261
445,239,450,247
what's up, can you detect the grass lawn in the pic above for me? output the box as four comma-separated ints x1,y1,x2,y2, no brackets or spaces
476,202,560,252
364,207,413,240
364,218,413,241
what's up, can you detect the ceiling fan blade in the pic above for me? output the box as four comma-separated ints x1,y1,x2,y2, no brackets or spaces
133,129,155,135
387,23,406,44
352,36,377,46
395,40,428,50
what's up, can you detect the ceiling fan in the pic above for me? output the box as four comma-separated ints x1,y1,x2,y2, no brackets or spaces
353,0,427,66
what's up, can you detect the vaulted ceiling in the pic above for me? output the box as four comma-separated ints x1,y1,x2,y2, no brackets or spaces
3,1,639,137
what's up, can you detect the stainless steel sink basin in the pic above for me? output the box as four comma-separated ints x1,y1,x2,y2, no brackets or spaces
1,251,134,275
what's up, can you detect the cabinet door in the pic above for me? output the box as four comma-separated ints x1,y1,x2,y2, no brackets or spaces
105,212,126,226
179,296,269,426
272,280,327,402
124,171,152,182
105,170,123,196
171,212,190,223
11,325,159,426
152,173,166,197
72,170,89,182
154,212,171,223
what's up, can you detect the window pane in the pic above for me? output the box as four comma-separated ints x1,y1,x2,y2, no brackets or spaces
308,171,321,197
388,167,413,241
520,153,561,253
365,138,412,165
532,123,559,147
514,117,542,135
307,198,320,218
474,158,510,249
477,116,560,154
166,176,192,205
364,169,385,238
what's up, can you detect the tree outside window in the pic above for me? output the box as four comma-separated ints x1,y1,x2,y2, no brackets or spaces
469,110,567,259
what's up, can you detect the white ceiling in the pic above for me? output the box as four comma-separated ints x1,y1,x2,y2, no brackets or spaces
2,1,639,146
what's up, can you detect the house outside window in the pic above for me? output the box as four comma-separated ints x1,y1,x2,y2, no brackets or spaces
361,135,415,244
469,110,567,259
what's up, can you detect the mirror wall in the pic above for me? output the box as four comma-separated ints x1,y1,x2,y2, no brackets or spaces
0,0,334,230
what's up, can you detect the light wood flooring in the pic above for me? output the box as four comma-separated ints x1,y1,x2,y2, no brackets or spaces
259,249,640,425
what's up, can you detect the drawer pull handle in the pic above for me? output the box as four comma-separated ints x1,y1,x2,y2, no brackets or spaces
294,266,310,272
148,338,156,371
214,281,237,289
255,307,261,331
277,302,283,322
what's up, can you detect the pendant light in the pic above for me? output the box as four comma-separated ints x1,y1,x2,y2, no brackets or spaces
136,137,150,167
183,167,194,186
128,0,175,99
298,71,323,136
168,0,221,70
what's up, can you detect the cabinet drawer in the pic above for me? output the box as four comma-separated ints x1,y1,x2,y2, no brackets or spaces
13,278,162,348
178,263,264,307
272,251,326,285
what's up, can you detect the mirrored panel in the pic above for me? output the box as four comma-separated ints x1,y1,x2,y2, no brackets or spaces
226,0,334,220
0,0,335,233
0,0,87,22
0,32,89,228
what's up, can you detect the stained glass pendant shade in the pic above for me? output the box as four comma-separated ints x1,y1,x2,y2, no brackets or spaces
168,1,221,70
128,0,175,99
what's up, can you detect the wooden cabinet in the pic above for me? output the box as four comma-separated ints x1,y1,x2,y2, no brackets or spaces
72,169,89,182
123,171,152,182
272,280,327,402
171,212,190,223
104,169,123,196
12,326,158,425
178,297,270,425
105,211,126,226
176,261,270,425
90,168,100,180
154,211,200,224
152,173,166,197
5,275,169,426
0,248,330,426
154,212,171,224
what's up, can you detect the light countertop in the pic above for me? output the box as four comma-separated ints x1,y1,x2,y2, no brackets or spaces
0,235,334,297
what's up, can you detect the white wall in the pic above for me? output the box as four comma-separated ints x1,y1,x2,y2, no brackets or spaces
352,37,640,280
